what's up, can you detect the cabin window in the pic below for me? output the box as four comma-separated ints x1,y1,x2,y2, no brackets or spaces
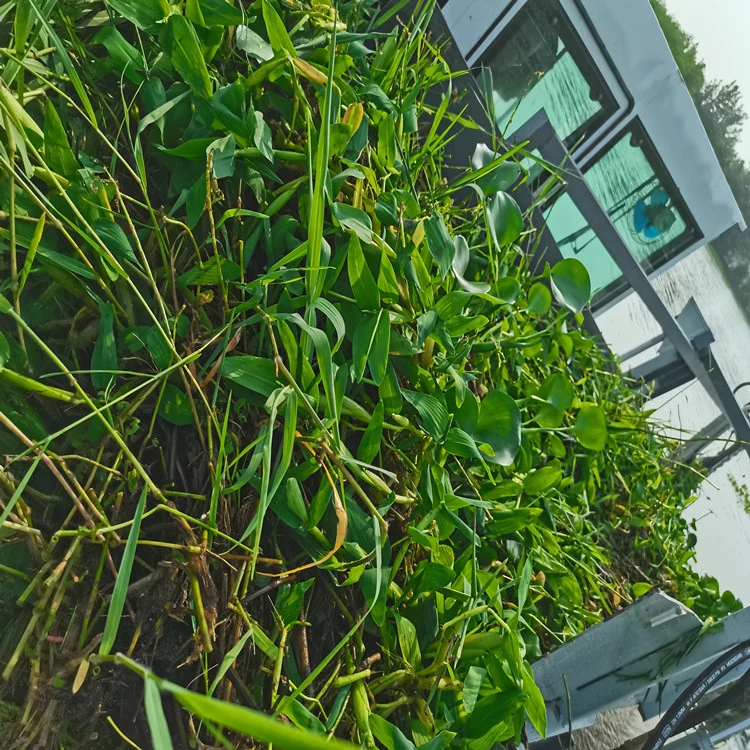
544,124,701,306
479,0,617,147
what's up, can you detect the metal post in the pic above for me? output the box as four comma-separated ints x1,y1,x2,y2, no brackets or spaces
511,110,750,458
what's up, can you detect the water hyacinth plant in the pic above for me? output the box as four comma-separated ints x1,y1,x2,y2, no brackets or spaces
0,0,737,747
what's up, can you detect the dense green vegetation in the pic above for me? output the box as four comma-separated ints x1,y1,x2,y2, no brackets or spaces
652,0,750,314
0,0,739,747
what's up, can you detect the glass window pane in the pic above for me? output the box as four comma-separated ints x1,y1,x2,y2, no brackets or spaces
480,0,614,145
544,128,698,303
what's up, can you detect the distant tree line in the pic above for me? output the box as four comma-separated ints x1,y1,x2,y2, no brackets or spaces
652,1,750,312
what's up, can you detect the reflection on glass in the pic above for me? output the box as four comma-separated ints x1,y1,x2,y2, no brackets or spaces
480,0,611,145
545,130,696,300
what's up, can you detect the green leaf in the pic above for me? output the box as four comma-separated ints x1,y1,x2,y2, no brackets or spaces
443,427,481,459
93,26,145,84
473,391,521,466
236,25,274,61
14,0,34,55
487,191,523,248
261,0,296,56
221,356,280,397
0,332,9,368
92,220,139,266
358,401,384,463
524,465,562,495
412,561,455,596
144,678,175,750
424,212,455,280
452,235,491,294
402,390,449,441
251,111,274,162
162,15,212,98
378,250,400,302
347,232,380,310
396,615,421,669
332,203,373,244
528,282,552,316
495,276,521,303
378,113,396,170
43,100,78,178
379,362,402,415
550,258,591,313
158,383,194,425
207,134,236,179
463,666,487,714
104,0,169,29
487,508,543,537
436,291,471,321
369,714,416,750
101,487,147,656
466,689,524,739
352,310,390,386
91,301,117,391
196,0,244,26
633,582,653,597
574,404,608,451
471,144,521,196
535,373,574,428
375,192,399,226
517,556,533,612
522,661,547,738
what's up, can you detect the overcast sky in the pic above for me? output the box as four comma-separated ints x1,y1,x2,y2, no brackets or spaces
663,0,750,162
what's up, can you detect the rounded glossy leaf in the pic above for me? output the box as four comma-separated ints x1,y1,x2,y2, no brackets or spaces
473,390,521,466
550,258,591,313
524,465,562,495
495,276,521,304
528,282,552,316
471,143,521,196
574,404,608,451
487,192,523,249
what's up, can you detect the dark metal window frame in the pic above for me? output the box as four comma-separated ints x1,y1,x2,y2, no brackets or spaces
571,118,703,307
477,0,619,148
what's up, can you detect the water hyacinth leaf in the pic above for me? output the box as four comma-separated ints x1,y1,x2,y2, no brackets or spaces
452,235,491,294
43,100,78,178
550,258,591,313
425,212,455,280
104,0,169,29
473,391,521,466
536,373,574,427
487,191,523,249
91,301,117,391
236,25,274,61
524,465,562,495
162,14,212,99
402,390,450,441
495,276,522,303
347,232,380,310
528,282,552,316
100,487,147,656
471,143,521,196
574,404,608,450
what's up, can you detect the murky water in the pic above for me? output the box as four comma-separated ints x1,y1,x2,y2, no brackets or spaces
595,247,750,603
